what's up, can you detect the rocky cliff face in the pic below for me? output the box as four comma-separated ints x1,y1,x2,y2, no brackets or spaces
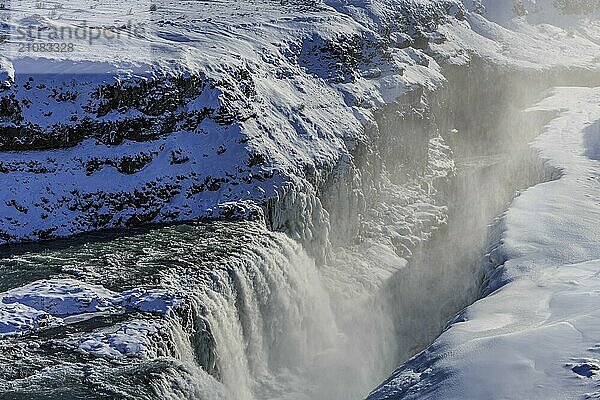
0,2,599,399
1,0,597,251
0,0,464,250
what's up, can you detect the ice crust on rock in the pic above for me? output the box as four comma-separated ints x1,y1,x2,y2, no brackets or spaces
0,279,180,336
76,319,164,359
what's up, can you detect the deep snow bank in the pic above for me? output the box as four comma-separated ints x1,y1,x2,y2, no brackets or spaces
367,87,600,400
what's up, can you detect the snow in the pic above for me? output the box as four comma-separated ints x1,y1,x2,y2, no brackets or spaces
367,87,600,400
0,0,599,397
77,319,164,359
0,0,597,248
0,278,181,337
0,132,272,241
0,301,57,335
2,278,117,316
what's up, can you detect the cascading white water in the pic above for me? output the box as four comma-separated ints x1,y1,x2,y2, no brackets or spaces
177,135,456,400
187,228,402,400
181,68,563,400
192,234,339,400
150,321,231,400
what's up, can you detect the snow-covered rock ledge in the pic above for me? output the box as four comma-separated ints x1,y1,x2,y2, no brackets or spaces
367,86,600,399
0,279,181,337
0,0,599,249
0,0,463,248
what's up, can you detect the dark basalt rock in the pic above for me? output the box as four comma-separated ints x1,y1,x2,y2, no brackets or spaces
0,66,258,151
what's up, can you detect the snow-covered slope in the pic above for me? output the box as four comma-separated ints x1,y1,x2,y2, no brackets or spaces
0,0,599,248
0,0,456,247
367,87,600,400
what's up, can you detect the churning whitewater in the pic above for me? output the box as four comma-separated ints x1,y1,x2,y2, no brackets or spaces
0,221,387,400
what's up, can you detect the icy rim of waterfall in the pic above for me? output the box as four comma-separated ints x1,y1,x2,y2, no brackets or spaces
367,87,600,400
0,279,181,338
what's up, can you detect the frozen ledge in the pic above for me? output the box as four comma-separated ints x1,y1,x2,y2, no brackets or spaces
367,86,600,399
0,279,181,337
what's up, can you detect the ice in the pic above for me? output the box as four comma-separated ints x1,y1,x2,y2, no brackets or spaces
77,319,163,359
0,278,180,336
0,0,598,399
119,288,182,314
2,279,117,316
0,301,59,335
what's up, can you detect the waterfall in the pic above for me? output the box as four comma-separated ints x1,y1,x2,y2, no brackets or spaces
149,221,402,400
0,63,585,400
196,235,338,399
